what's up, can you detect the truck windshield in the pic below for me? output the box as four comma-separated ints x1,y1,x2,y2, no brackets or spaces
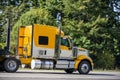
61,38,70,47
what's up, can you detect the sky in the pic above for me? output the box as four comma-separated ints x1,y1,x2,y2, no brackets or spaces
114,1,120,21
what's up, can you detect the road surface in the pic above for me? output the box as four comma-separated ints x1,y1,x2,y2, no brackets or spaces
0,69,120,80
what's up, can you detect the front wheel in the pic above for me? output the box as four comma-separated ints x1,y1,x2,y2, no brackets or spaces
78,61,90,74
4,58,19,72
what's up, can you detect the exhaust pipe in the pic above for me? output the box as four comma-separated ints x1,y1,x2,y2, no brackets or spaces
6,18,10,52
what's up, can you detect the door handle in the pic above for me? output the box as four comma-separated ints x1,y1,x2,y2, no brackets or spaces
45,50,47,55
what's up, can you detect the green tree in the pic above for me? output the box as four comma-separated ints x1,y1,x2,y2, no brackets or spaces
0,0,32,50
109,0,120,68
61,0,117,69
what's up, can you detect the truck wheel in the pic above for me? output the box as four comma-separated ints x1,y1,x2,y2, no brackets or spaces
78,61,90,74
65,69,74,74
4,58,19,72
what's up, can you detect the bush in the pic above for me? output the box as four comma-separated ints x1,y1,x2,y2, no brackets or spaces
0,43,5,49
91,52,115,70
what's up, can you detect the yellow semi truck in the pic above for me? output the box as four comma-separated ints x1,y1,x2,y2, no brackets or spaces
18,24,93,74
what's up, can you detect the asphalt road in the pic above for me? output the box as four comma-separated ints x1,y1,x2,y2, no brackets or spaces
0,69,120,80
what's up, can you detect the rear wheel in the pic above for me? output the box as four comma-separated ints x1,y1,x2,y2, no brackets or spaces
78,61,90,74
4,58,19,72
65,69,74,74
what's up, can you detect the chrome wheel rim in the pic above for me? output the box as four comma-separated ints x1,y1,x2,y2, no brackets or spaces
81,64,89,73
7,60,17,70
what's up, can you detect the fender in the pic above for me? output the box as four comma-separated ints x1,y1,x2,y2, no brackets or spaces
74,55,93,70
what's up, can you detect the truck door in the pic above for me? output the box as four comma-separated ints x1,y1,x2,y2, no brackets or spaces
60,37,73,59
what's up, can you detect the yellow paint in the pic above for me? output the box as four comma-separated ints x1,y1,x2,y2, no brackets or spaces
18,26,32,57
60,46,69,50
33,24,64,49
19,56,32,65
74,55,93,69
18,26,32,65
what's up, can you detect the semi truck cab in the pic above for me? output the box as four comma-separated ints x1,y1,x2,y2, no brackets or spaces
18,24,93,74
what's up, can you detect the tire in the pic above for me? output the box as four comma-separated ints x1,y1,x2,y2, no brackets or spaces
4,58,19,72
65,69,74,74
78,61,90,74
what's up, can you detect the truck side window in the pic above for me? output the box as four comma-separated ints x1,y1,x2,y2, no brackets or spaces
61,38,69,47
39,36,48,45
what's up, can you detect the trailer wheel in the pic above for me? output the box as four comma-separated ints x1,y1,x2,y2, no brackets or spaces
4,58,19,72
65,69,74,74
78,61,90,74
